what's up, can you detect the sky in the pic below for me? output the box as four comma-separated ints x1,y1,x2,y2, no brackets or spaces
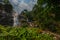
9,0,38,14
9,0,48,26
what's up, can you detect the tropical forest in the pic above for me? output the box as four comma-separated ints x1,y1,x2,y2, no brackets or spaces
0,0,60,40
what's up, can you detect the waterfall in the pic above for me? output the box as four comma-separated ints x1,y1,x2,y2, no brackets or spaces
12,11,20,26
9,0,37,26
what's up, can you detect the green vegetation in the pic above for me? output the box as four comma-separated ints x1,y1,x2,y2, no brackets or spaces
23,0,60,33
0,0,60,40
0,25,54,40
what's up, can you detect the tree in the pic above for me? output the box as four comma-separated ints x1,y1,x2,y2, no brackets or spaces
26,0,58,32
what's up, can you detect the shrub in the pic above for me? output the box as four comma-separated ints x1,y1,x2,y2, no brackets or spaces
0,25,54,40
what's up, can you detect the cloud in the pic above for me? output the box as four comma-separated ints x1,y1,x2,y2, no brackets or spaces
9,0,37,14
11,0,18,5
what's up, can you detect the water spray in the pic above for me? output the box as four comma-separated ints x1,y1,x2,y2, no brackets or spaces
9,0,37,26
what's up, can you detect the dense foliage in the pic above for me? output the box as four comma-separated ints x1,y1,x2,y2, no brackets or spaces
0,0,60,40
23,0,60,33
0,25,54,40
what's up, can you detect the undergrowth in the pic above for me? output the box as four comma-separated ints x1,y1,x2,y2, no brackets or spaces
0,25,54,40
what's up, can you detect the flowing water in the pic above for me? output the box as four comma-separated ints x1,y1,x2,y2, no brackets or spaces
9,0,38,26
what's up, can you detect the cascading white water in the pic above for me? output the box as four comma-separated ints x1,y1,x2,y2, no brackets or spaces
9,0,38,26
12,11,20,26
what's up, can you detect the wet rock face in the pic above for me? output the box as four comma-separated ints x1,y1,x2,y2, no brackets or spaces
0,13,13,26
0,3,13,26
4,4,13,13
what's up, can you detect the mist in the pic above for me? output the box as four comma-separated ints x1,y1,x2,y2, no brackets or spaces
9,0,38,26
